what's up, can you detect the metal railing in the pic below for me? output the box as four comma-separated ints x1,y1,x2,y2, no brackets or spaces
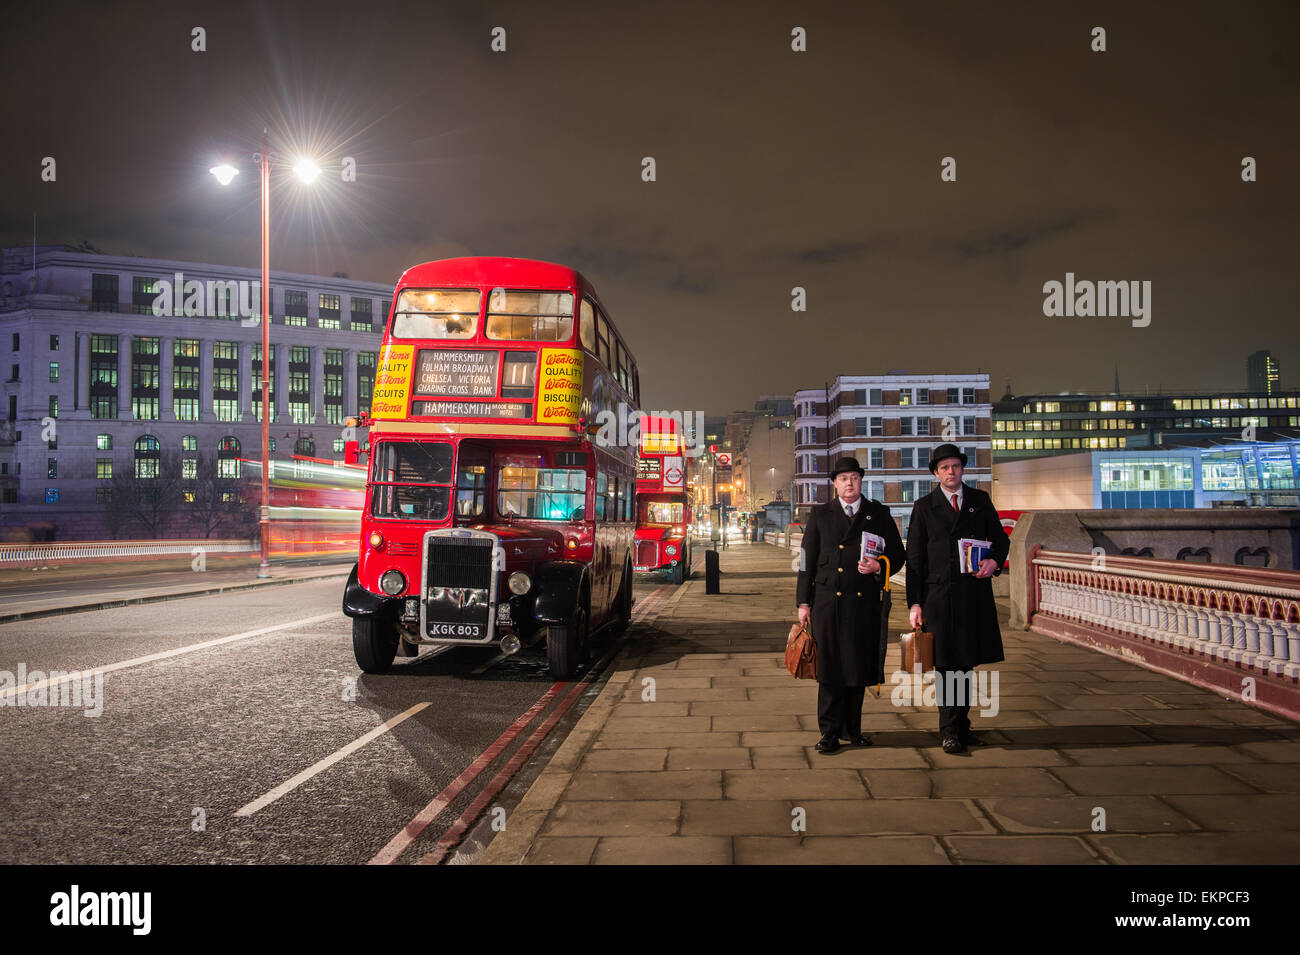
1030,548,1300,680
0,539,255,567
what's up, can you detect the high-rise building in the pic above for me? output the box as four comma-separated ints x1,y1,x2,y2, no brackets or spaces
0,245,391,539
793,373,992,534
1247,350,1281,395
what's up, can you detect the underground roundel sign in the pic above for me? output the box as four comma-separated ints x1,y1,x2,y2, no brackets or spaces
664,458,684,487
715,452,731,467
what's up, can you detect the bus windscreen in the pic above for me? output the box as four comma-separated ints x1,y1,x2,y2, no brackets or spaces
370,441,453,521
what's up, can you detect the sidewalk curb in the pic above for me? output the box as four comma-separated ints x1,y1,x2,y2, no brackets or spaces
0,568,351,624
479,577,694,865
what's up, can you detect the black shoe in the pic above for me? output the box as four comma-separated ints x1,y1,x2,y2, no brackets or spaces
941,735,966,755
815,735,841,754
960,729,988,747
845,734,873,747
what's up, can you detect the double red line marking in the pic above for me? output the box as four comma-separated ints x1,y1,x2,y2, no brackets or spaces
370,581,673,865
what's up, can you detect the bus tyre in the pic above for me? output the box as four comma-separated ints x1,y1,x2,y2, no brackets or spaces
547,604,588,680
672,559,686,586
353,616,399,673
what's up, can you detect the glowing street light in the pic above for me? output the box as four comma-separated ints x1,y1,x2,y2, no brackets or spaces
209,164,240,186
209,133,322,578
293,158,322,184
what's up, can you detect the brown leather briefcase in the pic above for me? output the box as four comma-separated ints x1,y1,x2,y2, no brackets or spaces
785,622,817,680
900,630,935,673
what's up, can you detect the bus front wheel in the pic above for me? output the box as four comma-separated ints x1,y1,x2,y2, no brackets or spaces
547,604,588,680
671,559,686,585
353,616,399,673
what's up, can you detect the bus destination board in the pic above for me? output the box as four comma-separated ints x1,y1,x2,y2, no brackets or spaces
414,350,499,398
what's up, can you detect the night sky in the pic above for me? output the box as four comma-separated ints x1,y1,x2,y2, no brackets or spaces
3,0,1297,412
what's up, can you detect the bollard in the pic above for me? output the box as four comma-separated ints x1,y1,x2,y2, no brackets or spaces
705,548,721,594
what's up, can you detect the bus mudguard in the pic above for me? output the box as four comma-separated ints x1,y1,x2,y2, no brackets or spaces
530,560,588,625
342,563,388,618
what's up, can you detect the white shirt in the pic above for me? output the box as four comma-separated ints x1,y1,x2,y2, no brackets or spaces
943,486,962,512
840,497,860,518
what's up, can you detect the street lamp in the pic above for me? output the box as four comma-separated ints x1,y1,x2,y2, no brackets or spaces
209,164,239,186
211,131,322,578
292,158,322,184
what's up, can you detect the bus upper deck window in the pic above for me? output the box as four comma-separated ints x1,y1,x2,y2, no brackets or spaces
391,289,481,339
579,298,596,351
485,290,574,342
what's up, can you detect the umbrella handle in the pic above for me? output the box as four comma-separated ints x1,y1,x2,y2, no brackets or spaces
879,555,891,589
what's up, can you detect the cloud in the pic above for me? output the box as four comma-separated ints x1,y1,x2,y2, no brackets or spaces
938,212,1093,261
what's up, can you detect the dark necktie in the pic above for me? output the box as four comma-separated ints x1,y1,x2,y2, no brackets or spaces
952,493,960,512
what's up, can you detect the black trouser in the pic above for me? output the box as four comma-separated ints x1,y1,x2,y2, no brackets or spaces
817,683,866,739
935,667,974,738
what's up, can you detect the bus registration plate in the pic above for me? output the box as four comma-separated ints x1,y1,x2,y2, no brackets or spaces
428,622,484,638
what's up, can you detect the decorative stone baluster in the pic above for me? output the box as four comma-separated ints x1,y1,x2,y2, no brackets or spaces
1242,616,1263,670
1283,622,1300,680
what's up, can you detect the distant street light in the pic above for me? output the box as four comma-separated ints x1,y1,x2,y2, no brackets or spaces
211,132,323,578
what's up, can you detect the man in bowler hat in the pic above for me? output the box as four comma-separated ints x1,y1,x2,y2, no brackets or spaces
905,443,1010,754
797,457,905,754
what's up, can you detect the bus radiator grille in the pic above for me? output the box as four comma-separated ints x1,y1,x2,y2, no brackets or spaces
426,538,494,589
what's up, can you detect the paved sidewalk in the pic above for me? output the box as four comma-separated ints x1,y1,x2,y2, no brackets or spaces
481,541,1300,865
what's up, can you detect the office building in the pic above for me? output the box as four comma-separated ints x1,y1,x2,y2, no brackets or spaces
0,245,390,539
794,373,992,534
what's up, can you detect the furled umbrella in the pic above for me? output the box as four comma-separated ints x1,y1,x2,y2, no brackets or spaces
874,555,893,698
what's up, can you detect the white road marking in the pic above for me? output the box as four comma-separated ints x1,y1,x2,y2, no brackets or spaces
234,702,431,817
0,612,338,701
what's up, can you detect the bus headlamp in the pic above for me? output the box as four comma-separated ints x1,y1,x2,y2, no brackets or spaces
368,531,384,549
379,570,406,596
507,571,531,595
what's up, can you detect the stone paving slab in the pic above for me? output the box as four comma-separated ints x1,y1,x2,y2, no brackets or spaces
1050,765,1259,795
946,835,1103,865
479,542,1300,865
734,835,951,865
591,836,733,865
978,796,1200,833
1091,831,1300,864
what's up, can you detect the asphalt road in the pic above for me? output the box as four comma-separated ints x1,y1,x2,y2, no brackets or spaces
0,574,674,864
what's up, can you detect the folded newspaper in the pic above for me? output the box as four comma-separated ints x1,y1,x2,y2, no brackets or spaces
861,532,887,560
958,537,993,573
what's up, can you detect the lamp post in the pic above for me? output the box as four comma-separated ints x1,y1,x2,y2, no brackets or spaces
211,131,321,578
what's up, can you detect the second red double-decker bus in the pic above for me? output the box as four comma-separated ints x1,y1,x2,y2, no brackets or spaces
342,257,640,678
634,415,693,584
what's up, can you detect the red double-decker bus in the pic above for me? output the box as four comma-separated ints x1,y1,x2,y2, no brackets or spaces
342,257,640,678
634,415,693,584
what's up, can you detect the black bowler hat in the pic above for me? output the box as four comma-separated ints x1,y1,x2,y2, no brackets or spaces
829,456,864,480
928,443,968,473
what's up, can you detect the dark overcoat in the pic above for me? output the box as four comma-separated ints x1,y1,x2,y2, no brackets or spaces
904,483,1010,671
796,496,906,686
